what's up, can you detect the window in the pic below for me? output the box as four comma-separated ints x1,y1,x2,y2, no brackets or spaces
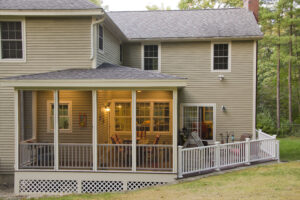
136,101,170,133
212,43,231,72
47,101,72,132
154,102,170,132
0,21,23,59
182,104,215,141
98,25,103,51
115,102,131,132
143,44,160,71
136,102,151,132
120,44,123,63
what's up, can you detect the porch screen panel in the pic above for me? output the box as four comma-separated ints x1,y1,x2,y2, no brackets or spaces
58,90,93,170
136,90,173,172
183,105,214,140
18,90,54,169
97,90,132,171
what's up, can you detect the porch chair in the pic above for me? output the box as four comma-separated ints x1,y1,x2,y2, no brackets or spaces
146,134,161,168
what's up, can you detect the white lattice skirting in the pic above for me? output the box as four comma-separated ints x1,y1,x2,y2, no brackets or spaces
15,172,175,195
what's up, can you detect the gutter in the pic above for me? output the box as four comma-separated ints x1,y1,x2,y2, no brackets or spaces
0,9,103,16
0,79,187,88
124,35,264,42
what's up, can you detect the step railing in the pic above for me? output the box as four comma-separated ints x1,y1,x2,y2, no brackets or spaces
178,133,279,178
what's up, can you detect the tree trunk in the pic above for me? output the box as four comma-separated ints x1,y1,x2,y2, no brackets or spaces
288,5,293,124
277,26,281,129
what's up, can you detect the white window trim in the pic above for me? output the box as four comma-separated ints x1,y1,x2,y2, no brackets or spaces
141,43,161,72
0,18,26,63
47,100,72,133
211,42,231,72
180,103,217,143
98,24,104,54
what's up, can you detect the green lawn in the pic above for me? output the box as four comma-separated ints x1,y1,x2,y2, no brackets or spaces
279,137,300,161
37,162,300,200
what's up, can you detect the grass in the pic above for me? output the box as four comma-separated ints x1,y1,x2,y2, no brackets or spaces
35,161,300,200
278,137,300,161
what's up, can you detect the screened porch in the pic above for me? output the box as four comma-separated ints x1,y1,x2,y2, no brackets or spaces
17,89,176,172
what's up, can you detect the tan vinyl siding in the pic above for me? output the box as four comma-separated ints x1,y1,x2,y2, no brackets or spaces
0,17,92,173
97,26,121,66
123,41,254,141
36,91,92,144
123,43,141,68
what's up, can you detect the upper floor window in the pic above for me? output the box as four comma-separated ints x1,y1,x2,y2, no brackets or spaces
211,43,231,72
142,44,160,71
98,24,103,52
0,21,24,60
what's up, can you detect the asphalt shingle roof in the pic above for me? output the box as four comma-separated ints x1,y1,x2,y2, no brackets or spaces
3,63,185,80
107,9,263,39
0,0,100,10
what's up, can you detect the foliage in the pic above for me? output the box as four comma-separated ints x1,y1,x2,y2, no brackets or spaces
146,3,171,10
89,0,109,11
257,0,300,136
178,0,243,9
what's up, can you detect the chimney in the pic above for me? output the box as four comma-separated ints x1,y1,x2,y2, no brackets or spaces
243,0,259,22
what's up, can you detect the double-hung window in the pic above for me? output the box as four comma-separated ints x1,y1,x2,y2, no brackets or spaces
0,21,24,60
143,44,160,71
211,43,231,72
115,102,131,132
48,101,72,132
98,24,104,52
136,101,171,134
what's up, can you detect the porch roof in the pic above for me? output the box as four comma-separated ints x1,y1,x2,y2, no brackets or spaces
0,63,187,88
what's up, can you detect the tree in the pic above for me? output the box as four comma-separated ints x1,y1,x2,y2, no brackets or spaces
146,3,171,10
257,0,300,135
89,0,109,10
178,0,243,9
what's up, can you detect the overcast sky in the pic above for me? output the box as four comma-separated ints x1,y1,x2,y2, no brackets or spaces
103,0,179,11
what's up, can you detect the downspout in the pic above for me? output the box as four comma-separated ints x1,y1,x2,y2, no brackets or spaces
90,15,105,68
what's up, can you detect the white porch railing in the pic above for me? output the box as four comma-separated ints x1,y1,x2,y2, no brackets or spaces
136,144,173,171
98,144,132,170
59,144,93,169
19,143,54,169
178,130,279,178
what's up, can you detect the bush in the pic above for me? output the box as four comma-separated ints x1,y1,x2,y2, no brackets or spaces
256,110,277,135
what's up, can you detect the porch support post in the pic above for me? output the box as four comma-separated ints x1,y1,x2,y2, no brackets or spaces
172,88,178,173
132,89,136,172
92,90,98,171
54,90,59,171
14,90,19,171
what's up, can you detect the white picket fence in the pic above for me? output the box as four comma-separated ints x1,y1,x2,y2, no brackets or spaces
178,130,280,178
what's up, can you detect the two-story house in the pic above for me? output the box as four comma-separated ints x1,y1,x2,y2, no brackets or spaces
0,0,263,195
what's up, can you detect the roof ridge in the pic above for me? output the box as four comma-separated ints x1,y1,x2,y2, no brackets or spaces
107,8,243,13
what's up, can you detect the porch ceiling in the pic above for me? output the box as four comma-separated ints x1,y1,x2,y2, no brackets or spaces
0,63,187,88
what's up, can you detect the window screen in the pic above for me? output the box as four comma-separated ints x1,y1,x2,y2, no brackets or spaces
213,44,228,70
1,22,23,59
